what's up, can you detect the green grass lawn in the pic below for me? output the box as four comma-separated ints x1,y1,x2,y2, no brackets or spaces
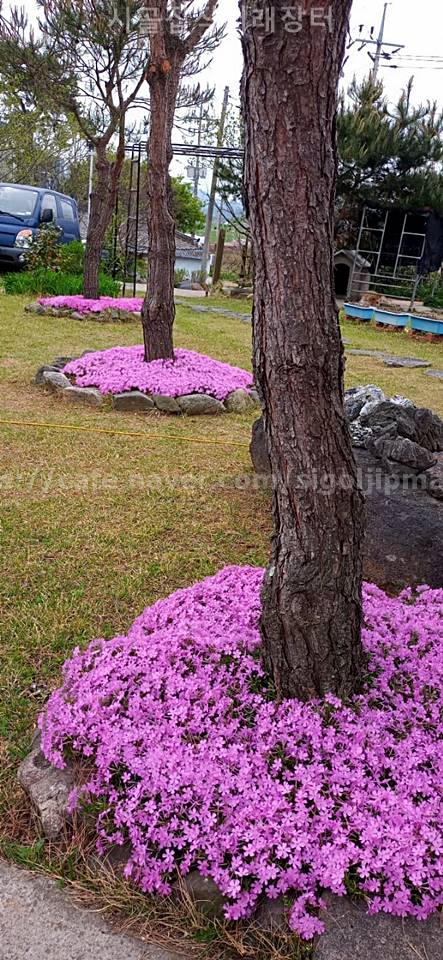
0,292,442,952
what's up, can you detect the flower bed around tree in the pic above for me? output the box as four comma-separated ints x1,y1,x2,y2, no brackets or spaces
39,295,144,314
39,566,443,940
63,347,254,401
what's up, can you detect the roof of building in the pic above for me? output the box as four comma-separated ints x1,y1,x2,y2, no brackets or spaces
120,222,203,258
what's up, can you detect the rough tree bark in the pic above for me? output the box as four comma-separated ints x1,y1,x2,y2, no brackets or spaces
142,51,182,361
241,0,366,702
83,128,125,299
140,0,220,361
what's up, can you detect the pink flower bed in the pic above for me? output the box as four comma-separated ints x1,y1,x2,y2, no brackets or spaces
39,296,143,314
62,347,253,401
39,567,443,940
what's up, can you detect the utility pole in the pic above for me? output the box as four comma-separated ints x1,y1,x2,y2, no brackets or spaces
372,2,389,80
193,103,204,198
201,86,229,278
349,3,404,80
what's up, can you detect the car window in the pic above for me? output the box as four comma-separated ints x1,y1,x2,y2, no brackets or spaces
59,199,75,221
0,185,38,217
41,194,58,220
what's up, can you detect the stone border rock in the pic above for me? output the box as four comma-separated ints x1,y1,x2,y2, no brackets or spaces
34,357,261,416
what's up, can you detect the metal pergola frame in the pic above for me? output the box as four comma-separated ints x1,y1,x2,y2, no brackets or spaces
113,141,243,295
348,205,428,310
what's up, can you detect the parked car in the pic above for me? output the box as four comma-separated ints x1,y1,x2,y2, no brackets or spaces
0,183,81,267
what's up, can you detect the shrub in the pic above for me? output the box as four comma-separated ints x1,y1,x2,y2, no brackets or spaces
58,241,85,276
2,268,119,298
174,268,188,287
24,224,63,270
422,288,443,311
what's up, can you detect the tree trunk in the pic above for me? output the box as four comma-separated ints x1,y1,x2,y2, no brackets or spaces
142,59,181,361
83,134,125,299
241,0,365,702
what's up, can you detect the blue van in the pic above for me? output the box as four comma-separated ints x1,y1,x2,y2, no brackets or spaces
0,182,81,267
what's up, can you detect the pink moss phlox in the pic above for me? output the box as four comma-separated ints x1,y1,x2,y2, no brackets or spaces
62,347,253,401
39,567,443,939
39,295,143,314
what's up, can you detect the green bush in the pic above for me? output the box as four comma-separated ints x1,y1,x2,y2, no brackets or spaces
422,290,443,311
2,268,119,297
174,268,188,287
58,241,85,276
25,224,63,270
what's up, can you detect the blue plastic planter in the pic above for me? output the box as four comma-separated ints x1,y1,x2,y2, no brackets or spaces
344,302,373,321
373,308,408,328
410,315,443,336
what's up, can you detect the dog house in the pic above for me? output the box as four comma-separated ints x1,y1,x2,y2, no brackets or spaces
334,249,370,300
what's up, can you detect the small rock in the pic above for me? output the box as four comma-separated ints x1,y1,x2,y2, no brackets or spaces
349,423,373,449
391,396,416,409
255,896,288,932
89,842,132,878
112,391,154,412
25,301,46,315
230,286,253,299
153,394,181,413
178,871,225,920
70,311,85,321
224,388,256,413
315,891,442,960
177,394,225,416
34,364,59,385
63,386,103,407
344,386,386,422
17,732,74,840
41,371,71,392
51,357,74,370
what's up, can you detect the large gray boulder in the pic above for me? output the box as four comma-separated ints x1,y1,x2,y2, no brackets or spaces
250,420,443,591
360,400,419,442
371,435,436,474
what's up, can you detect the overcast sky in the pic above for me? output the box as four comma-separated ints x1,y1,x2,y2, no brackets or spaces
205,0,443,108
10,0,443,182
172,0,443,178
